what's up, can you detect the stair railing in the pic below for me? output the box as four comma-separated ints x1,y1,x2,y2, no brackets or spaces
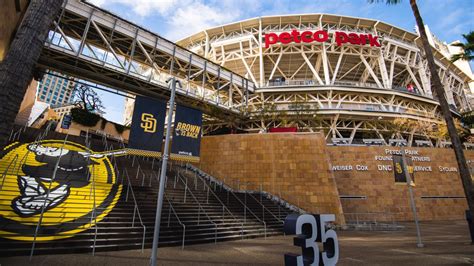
184,164,294,221
174,172,218,244
124,168,146,252
185,169,267,238
242,181,284,224
5,129,57,192
90,163,98,255
178,169,245,238
30,133,69,260
164,193,186,249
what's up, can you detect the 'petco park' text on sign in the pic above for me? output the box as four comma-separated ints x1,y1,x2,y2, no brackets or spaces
264,29,381,48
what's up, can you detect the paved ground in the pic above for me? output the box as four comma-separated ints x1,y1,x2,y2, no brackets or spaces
0,220,473,265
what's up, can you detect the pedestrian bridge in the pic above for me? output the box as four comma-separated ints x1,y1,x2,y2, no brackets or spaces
38,0,253,117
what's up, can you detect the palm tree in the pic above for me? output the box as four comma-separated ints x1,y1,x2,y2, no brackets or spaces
370,0,474,243
450,31,474,62
0,0,64,146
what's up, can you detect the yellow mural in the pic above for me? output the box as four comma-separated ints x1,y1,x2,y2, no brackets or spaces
0,140,122,241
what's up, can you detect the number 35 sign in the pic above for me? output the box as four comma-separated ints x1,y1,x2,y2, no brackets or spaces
284,214,339,266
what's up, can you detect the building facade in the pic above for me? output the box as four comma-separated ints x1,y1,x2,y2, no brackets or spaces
37,71,76,105
177,15,473,146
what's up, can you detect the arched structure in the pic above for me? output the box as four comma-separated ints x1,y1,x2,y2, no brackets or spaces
178,15,473,145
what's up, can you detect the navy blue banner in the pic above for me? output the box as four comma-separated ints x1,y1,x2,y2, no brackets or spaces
393,154,415,183
170,105,202,162
128,96,167,157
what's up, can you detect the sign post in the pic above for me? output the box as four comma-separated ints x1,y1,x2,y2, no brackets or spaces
150,78,179,265
400,148,424,248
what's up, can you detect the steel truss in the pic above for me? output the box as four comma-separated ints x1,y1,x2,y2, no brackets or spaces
182,15,471,115
38,0,252,118
35,2,472,145
179,15,473,144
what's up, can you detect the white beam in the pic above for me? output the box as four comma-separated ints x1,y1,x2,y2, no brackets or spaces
321,44,331,85
302,52,324,85
360,55,383,88
331,51,344,85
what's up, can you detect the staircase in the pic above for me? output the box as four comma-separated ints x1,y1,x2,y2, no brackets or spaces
0,127,297,257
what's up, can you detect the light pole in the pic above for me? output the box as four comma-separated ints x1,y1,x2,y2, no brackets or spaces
400,147,424,248
150,77,179,265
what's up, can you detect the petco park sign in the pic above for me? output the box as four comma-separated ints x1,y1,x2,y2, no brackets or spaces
264,29,381,48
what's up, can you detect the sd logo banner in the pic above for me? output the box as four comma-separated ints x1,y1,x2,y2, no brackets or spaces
170,105,202,162
128,96,167,157
393,154,415,184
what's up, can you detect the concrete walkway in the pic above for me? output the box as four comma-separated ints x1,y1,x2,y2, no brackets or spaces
1,220,473,265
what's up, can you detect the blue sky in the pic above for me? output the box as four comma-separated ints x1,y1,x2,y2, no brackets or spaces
87,0,474,124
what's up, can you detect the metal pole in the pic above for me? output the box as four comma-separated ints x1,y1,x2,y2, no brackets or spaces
150,78,178,265
401,148,424,248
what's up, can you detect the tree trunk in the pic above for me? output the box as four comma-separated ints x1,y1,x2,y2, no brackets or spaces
410,0,474,238
0,0,64,146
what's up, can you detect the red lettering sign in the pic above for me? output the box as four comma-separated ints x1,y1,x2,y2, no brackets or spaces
264,30,381,48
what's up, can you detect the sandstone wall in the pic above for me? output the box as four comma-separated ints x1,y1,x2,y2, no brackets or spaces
199,132,473,222
198,133,345,224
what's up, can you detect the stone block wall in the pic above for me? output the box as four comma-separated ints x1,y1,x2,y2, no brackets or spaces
327,146,471,221
198,132,473,222
198,133,345,224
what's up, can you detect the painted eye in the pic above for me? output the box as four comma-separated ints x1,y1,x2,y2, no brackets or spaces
37,152,43,156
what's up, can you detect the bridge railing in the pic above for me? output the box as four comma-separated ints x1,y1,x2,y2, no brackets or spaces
42,0,253,114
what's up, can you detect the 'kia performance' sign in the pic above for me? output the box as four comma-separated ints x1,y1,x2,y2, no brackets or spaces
264,29,381,48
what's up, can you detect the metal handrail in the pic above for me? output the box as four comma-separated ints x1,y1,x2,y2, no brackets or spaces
182,169,239,220
185,169,266,238
124,169,146,252
226,182,267,238
164,193,186,249
179,169,244,237
244,185,284,224
175,172,218,244
30,134,69,260
237,180,286,220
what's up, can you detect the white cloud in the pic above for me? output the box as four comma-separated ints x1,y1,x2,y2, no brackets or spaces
166,2,240,40
86,0,182,16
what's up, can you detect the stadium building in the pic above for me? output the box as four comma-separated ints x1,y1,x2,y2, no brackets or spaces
176,15,473,146
1,1,473,259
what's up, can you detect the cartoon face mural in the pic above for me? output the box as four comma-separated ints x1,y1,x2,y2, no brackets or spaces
0,140,122,241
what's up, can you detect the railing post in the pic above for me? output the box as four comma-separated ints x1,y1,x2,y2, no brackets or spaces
207,185,209,204
182,225,186,250
184,177,188,203
168,202,171,227
125,180,130,202
244,193,247,223
132,205,136,227
135,164,140,180
194,174,197,190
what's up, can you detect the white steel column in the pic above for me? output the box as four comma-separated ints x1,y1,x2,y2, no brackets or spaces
302,52,324,85
258,18,264,87
322,44,331,85
378,52,390,89
360,55,382,88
